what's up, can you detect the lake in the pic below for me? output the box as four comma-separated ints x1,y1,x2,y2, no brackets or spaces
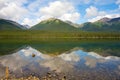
0,39,120,80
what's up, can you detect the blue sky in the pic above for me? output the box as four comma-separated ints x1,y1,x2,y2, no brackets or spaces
0,0,120,26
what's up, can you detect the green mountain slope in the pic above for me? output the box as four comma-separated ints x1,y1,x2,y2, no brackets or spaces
0,19,23,30
30,18,78,32
80,17,120,32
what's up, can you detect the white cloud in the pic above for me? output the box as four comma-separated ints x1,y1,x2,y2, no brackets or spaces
85,6,98,18
0,0,80,26
39,1,74,17
0,0,28,9
88,13,120,22
116,0,120,9
0,0,35,26
116,0,120,4
59,52,80,62
0,0,7,9
0,0,118,26
22,18,33,26
22,18,41,26
38,1,80,23
60,12,80,22
85,6,106,18
27,0,55,11
0,1,28,22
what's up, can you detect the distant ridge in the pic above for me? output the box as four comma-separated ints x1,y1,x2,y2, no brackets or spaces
65,21,80,28
80,17,120,32
98,17,111,22
0,19,24,30
0,17,120,32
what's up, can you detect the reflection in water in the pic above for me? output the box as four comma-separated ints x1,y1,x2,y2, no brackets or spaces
0,40,120,57
0,46,120,79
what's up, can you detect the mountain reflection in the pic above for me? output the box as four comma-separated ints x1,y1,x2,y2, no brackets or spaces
0,46,120,79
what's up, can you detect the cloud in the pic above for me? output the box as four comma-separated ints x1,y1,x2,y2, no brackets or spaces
0,1,28,21
0,0,80,26
84,51,120,68
59,52,80,62
27,0,53,12
86,1,120,22
41,58,74,72
116,0,120,9
0,53,29,71
19,46,51,59
85,6,106,18
0,0,119,26
22,1,81,26
60,12,80,22
116,0,120,4
0,0,6,9
22,18,41,26
39,1,74,17
88,13,120,22
0,0,38,26
38,1,80,23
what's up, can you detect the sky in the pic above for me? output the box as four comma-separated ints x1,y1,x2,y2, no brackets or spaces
0,0,120,26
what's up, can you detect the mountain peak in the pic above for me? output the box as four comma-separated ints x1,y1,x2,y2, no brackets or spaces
47,18,59,21
98,17,111,22
30,17,78,31
40,18,62,24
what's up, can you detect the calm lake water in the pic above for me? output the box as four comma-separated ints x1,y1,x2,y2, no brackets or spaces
0,40,120,80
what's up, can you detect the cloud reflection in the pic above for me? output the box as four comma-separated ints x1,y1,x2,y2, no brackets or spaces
0,46,119,77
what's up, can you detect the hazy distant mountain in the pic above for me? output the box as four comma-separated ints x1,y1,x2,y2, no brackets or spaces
97,17,111,22
65,21,80,28
0,19,23,30
30,18,77,31
80,17,120,32
108,17,120,22
23,25,30,29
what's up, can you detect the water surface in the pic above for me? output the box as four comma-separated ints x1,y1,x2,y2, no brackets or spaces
0,40,120,80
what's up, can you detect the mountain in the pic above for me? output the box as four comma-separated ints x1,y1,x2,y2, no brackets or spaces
98,17,111,22
108,17,120,22
30,18,78,31
65,21,80,28
23,25,30,29
30,17,120,32
80,17,120,32
1,17,119,32
0,19,23,30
